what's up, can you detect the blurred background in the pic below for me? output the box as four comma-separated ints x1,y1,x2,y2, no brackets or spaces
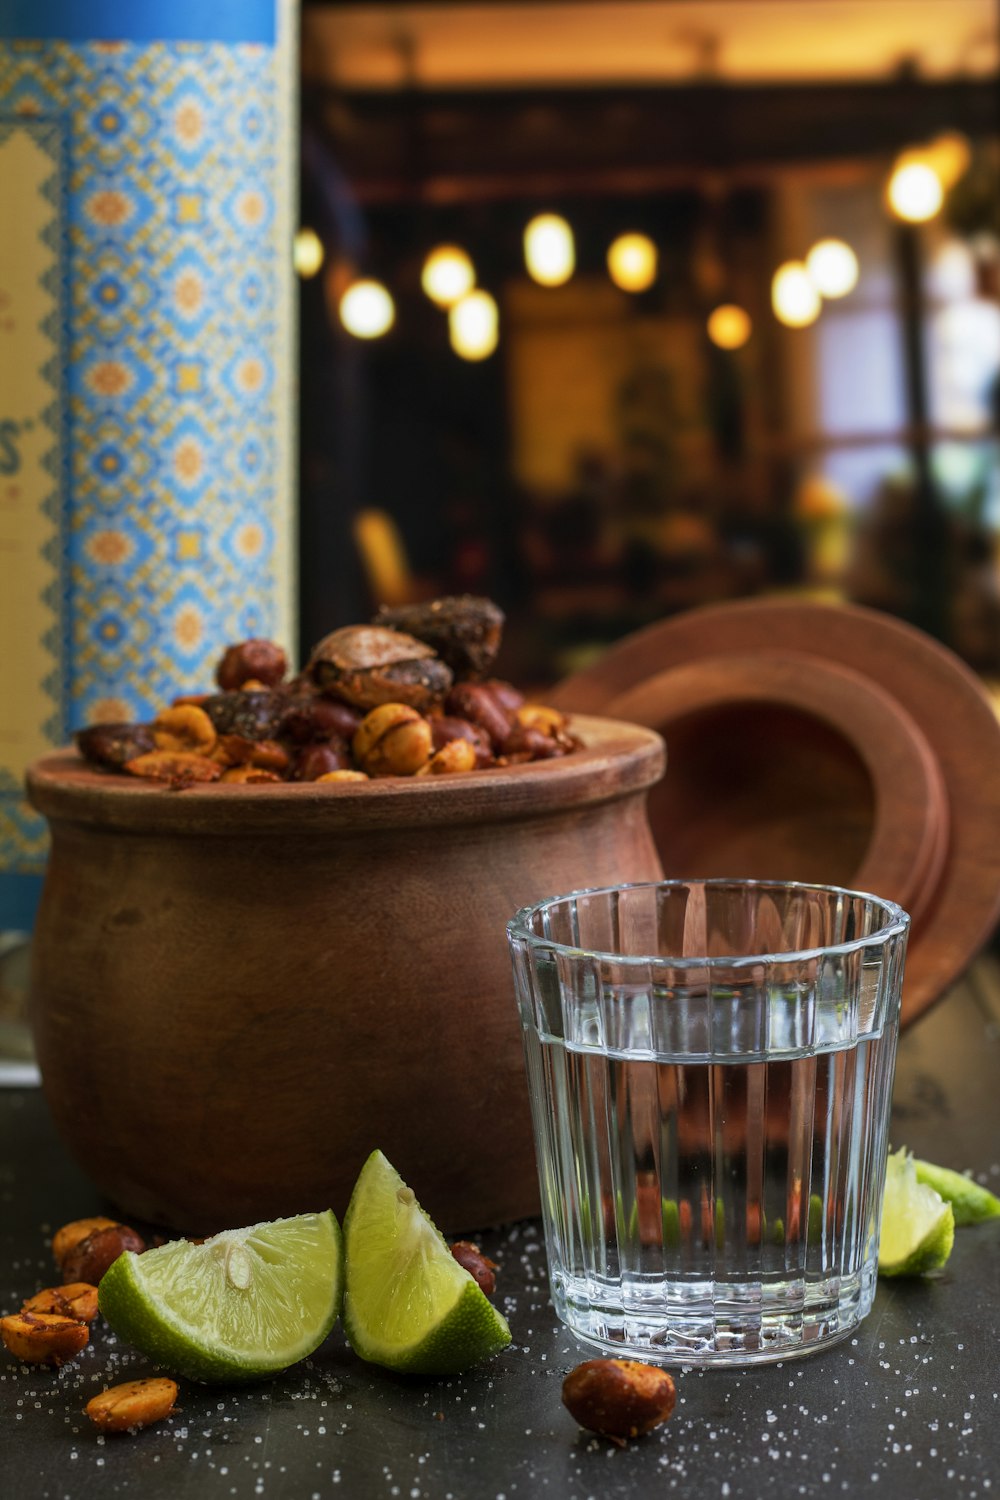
297,0,999,685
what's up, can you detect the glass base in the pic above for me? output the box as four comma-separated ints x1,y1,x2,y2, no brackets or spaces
552,1262,877,1367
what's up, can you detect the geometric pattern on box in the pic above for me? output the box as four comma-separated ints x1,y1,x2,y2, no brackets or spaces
0,17,294,878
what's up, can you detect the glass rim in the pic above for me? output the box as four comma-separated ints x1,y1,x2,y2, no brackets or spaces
507,877,910,969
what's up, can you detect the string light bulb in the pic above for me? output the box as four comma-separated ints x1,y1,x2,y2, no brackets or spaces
707,304,752,350
421,245,475,308
339,279,395,339
805,239,859,299
607,233,658,293
293,228,324,279
523,214,575,287
772,261,821,328
886,159,944,223
449,290,498,361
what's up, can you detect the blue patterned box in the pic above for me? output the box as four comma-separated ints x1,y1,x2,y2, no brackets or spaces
0,0,297,927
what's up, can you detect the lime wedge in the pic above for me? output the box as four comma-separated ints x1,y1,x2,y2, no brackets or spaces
879,1148,955,1277
913,1158,1000,1226
98,1211,343,1383
343,1150,511,1375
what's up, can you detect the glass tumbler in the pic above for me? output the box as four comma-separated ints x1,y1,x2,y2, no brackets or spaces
508,879,909,1365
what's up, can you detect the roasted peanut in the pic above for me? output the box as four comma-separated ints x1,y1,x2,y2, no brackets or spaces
352,704,433,777
124,751,222,784
215,638,288,691
53,1216,121,1268
316,769,369,783
85,1377,179,1434
22,1283,98,1322
153,704,217,756
429,715,493,768
216,735,290,772
76,723,156,770
417,739,477,775
280,697,362,743
561,1359,676,1445
444,682,512,749
483,678,525,714
61,1223,146,1285
294,741,352,781
515,703,567,735
501,723,568,762
449,1240,498,1293
1,1312,89,1367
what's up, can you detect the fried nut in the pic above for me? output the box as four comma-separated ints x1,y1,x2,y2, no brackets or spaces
216,735,290,773
152,705,217,756
449,1240,498,1294
429,716,493,767
124,751,223,784
515,704,567,735
280,697,362,744
308,625,452,712
52,1217,121,1268
374,596,505,678
561,1359,677,1445
353,704,432,776
316,769,369,783
76,723,156,770
85,1377,179,1434
501,724,567,762
483,678,525,714
22,1283,99,1322
215,638,288,691
202,690,287,742
295,742,352,781
0,1312,90,1367
61,1224,146,1285
444,683,512,749
419,739,477,775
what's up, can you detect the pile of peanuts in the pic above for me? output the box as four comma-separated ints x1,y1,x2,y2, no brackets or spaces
0,1214,178,1433
75,597,577,788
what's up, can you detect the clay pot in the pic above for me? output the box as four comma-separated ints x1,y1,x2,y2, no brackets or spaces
551,600,1000,1026
26,716,664,1234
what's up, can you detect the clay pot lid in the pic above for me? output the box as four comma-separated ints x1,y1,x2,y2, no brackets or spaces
26,714,665,836
550,599,1000,1026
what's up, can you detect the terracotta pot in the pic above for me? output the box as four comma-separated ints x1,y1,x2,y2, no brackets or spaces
26,716,664,1235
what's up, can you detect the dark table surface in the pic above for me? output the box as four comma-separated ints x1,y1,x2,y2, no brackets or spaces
3,962,1000,1500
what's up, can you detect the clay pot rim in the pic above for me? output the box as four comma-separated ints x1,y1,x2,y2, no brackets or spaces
26,714,666,836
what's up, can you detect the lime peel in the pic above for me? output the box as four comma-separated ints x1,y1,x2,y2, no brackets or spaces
879,1147,955,1278
343,1150,511,1375
98,1210,343,1384
913,1157,1000,1226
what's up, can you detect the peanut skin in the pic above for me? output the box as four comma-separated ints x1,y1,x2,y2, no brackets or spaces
61,1224,146,1285
449,1240,498,1294
1,1312,89,1367
52,1217,120,1268
562,1359,676,1445
85,1378,179,1433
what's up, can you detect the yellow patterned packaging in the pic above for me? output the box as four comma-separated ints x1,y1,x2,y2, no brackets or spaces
0,1,298,926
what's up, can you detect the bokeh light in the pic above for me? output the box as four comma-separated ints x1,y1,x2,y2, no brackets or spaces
339,279,395,339
449,290,499,360
524,214,575,287
887,160,944,223
293,228,324,279
607,233,658,293
805,239,859,299
421,245,476,308
707,303,752,349
771,261,821,328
